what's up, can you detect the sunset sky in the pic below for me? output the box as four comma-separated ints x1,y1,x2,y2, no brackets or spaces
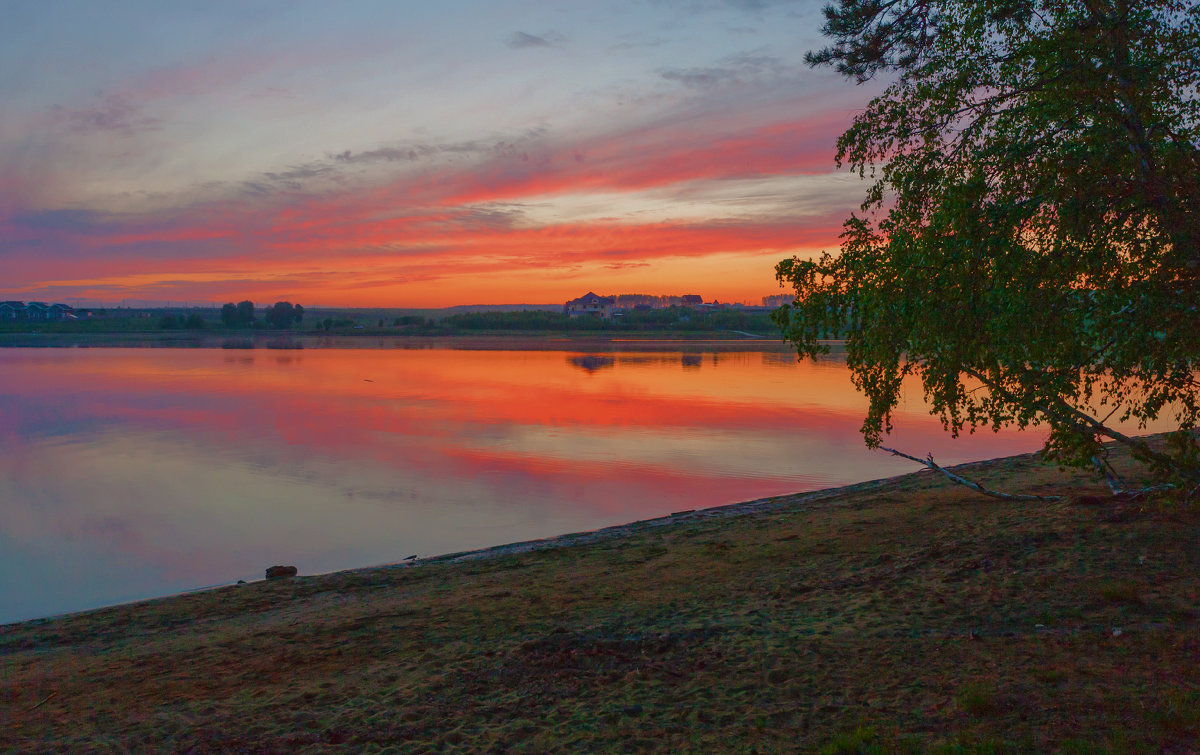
0,1,874,307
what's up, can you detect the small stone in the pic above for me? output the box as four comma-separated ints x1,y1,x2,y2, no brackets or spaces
266,565,298,580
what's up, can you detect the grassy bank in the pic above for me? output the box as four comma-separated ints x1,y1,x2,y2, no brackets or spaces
3,446,1198,752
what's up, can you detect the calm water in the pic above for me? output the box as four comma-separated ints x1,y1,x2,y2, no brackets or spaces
1,345,1045,623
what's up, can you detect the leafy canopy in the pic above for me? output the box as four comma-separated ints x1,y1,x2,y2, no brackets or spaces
774,0,1200,483
220,300,256,328
266,301,304,329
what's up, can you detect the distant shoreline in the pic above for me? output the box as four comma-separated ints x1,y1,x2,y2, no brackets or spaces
0,331,807,351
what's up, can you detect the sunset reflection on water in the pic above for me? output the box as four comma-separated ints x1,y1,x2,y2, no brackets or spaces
1,346,1043,623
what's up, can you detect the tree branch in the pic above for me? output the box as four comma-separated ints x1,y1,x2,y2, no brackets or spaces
27,692,56,711
963,366,1200,483
879,446,1062,501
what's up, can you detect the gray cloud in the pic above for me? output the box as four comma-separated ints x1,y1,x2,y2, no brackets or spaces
609,36,671,52
239,181,271,197
330,127,549,167
333,146,436,163
506,31,565,49
261,164,335,191
13,208,111,233
57,95,161,136
660,52,782,89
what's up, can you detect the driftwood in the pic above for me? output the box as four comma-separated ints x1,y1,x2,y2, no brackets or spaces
882,446,1179,502
878,447,1063,502
1090,454,1176,499
27,691,56,711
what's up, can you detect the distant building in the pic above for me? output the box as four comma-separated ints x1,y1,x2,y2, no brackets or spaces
47,303,75,321
681,294,703,306
0,301,77,321
564,292,616,318
762,294,793,308
24,302,50,320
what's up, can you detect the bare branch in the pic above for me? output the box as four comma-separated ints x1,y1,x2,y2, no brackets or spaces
879,446,1062,501
27,692,56,711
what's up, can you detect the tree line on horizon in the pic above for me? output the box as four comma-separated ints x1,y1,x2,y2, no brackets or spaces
218,300,305,329
145,302,781,334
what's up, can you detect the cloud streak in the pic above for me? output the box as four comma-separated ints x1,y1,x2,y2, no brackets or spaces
506,31,565,49
58,95,162,136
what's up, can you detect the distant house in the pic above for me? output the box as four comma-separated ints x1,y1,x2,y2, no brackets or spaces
12,301,75,321
681,294,703,306
47,303,75,321
564,292,616,319
24,302,50,320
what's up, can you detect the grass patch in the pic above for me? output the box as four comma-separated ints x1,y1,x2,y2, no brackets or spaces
957,683,995,716
1033,667,1068,685
1095,579,1143,605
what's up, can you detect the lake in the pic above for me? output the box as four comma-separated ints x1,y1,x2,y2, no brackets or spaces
1,343,1045,623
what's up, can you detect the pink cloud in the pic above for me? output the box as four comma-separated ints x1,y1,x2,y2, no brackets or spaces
3,94,859,304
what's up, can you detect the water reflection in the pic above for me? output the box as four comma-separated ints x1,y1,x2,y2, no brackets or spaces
569,355,615,373
0,346,1047,624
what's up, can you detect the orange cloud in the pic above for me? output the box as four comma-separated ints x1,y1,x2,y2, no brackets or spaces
4,104,859,305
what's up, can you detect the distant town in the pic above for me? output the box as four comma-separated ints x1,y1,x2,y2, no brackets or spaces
0,291,809,342
564,292,793,319
0,292,797,323
0,300,79,321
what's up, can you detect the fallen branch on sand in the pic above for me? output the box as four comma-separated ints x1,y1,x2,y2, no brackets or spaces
27,692,56,711
879,447,1063,502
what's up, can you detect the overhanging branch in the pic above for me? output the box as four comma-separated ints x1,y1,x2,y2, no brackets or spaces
879,446,1062,501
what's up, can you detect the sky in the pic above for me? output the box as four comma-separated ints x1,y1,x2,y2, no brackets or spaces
0,0,875,308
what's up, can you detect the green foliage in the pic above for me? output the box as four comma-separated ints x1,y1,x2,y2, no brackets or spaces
442,309,599,330
437,307,776,333
265,301,303,329
1146,688,1200,741
821,727,888,754
1095,579,1142,605
956,682,998,715
157,313,205,330
777,0,1200,483
220,300,256,328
